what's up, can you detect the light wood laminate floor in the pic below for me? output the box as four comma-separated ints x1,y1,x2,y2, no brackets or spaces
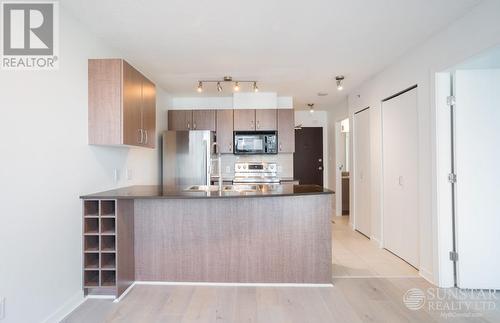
332,216,419,278
64,216,500,322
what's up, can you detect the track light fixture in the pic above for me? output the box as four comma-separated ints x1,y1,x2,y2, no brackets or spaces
335,75,345,91
195,76,259,93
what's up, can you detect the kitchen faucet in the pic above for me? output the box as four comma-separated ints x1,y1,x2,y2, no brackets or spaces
211,142,223,190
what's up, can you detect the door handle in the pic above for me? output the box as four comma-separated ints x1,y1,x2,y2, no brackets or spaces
256,121,260,129
318,158,322,162
279,143,283,151
144,130,148,145
318,166,323,170
193,122,197,130
229,143,232,152
187,122,191,130
138,129,143,144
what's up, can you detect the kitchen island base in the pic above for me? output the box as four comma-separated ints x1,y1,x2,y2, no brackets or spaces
134,195,332,284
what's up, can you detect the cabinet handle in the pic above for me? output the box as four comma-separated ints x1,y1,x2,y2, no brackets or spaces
138,129,144,144
193,122,197,130
187,122,191,130
229,143,232,152
256,121,260,129
250,120,254,129
144,130,148,145
279,143,282,151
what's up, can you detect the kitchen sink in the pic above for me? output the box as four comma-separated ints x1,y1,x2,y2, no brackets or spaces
184,184,259,193
184,185,221,192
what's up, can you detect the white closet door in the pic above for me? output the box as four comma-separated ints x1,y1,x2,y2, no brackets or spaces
455,70,500,289
382,88,419,268
354,109,371,237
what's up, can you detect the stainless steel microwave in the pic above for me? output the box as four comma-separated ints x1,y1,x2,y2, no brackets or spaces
233,131,278,155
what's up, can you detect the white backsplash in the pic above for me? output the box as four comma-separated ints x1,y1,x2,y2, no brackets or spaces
219,153,294,180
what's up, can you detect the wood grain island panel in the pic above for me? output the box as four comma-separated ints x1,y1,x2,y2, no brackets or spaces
134,194,332,284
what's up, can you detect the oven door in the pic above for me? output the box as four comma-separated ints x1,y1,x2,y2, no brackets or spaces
234,135,265,154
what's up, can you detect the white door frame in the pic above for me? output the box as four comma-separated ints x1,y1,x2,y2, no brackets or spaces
334,121,343,217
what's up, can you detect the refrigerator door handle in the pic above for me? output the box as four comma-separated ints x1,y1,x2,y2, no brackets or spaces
203,139,210,186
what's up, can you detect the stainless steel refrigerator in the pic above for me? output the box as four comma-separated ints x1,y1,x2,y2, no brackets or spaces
162,130,216,187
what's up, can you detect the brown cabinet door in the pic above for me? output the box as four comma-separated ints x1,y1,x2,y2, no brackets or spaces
277,109,295,153
122,61,143,146
216,109,234,153
192,110,216,131
141,76,156,148
233,109,255,131
255,109,277,131
168,110,193,130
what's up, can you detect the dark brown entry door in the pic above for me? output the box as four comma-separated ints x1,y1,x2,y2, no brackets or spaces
294,127,323,186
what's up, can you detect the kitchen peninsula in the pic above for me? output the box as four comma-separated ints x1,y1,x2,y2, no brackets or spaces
80,184,333,298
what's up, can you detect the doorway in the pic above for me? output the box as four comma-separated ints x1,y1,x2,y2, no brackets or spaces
335,118,350,217
293,127,323,186
436,46,500,289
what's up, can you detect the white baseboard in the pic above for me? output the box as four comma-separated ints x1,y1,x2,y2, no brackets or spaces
135,281,333,288
41,290,85,323
419,267,436,285
113,282,136,303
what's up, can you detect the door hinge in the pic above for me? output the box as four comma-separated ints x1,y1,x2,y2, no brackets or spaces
449,251,458,261
446,95,456,106
448,173,457,183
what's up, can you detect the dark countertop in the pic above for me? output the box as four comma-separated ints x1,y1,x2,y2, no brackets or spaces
80,184,334,200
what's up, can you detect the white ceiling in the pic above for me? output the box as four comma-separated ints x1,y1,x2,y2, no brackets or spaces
62,0,481,110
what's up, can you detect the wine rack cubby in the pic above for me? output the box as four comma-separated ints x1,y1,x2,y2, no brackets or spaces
82,200,118,294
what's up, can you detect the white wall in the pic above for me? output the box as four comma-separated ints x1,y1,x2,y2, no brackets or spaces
345,0,500,284
0,8,170,323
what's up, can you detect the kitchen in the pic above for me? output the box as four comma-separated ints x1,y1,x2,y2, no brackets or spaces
82,59,333,298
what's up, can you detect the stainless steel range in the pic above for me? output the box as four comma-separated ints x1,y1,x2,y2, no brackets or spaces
233,162,280,184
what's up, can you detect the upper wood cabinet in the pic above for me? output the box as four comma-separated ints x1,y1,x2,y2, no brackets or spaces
216,109,234,153
234,109,277,131
233,109,256,131
168,110,216,131
168,110,192,130
277,109,295,153
256,109,277,131
193,110,216,131
88,59,156,148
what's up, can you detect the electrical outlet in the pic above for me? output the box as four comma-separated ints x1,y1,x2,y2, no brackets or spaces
126,169,133,181
0,297,5,320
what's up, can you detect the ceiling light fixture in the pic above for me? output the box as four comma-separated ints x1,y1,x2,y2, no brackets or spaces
307,103,315,114
335,75,345,91
195,76,259,93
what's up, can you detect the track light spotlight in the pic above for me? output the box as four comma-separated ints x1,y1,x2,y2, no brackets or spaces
253,82,259,92
197,81,203,93
308,103,315,114
217,82,223,92
234,82,240,92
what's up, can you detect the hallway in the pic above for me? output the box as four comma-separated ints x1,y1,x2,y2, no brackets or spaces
332,216,419,278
